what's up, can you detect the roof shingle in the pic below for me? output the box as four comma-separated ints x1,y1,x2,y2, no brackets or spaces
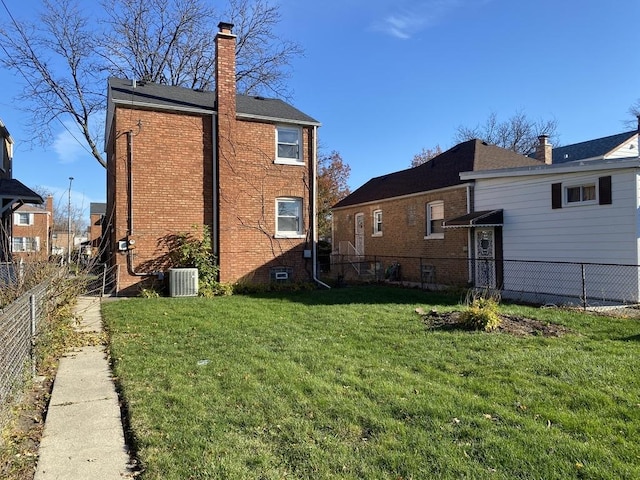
333,140,541,209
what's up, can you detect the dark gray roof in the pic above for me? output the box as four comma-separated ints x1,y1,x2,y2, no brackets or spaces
333,140,542,209
550,130,637,164
90,202,106,215
108,77,319,125
0,179,43,205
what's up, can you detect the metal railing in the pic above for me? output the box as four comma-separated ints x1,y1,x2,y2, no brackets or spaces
326,254,640,308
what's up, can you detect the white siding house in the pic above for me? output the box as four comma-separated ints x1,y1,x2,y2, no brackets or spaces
458,157,640,305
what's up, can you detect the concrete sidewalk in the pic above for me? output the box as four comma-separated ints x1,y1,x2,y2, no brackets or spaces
35,296,132,480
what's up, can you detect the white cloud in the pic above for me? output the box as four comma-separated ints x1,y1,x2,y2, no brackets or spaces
373,0,479,39
52,120,89,164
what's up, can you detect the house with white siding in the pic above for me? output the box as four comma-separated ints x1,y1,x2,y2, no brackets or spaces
450,150,640,305
441,128,640,305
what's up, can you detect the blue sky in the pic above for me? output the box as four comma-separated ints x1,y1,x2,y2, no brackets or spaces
1,0,639,225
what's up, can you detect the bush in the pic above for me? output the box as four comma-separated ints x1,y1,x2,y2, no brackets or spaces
460,289,502,332
170,225,227,297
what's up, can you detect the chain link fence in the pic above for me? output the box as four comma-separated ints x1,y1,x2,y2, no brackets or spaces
0,281,50,426
325,254,640,308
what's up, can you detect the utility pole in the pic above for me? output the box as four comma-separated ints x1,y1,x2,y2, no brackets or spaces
67,177,74,266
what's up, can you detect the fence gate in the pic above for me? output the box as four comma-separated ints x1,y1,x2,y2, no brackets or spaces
475,228,496,288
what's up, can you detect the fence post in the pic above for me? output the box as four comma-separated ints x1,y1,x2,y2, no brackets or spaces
101,263,107,297
581,263,587,310
30,294,37,379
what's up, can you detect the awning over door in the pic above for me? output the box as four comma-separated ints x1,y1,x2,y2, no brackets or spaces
443,209,503,228
0,178,44,215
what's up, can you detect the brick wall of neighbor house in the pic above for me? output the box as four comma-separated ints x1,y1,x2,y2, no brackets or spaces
332,186,470,284
12,196,53,261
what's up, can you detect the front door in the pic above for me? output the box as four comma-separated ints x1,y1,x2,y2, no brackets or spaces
475,228,496,288
354,213,364,257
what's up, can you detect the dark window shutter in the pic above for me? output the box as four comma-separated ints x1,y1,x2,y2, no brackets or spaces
551,183,562,209
599,176,612,205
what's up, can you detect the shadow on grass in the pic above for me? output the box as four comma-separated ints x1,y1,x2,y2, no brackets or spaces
242,284,463,308
620,334,640,342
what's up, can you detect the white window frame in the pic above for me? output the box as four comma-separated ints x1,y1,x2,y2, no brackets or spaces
275,125,303,165
372,210,383,236
564,182,597,206
425,201,445,239
12,236,40,252
275,197,304,238
15,212,32,226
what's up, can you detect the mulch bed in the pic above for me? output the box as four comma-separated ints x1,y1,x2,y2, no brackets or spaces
417,309,571,337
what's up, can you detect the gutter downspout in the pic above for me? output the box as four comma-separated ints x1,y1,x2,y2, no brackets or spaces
311,124,330,289
126,129,154,277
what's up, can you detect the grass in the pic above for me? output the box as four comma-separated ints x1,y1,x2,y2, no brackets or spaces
102,286,640,479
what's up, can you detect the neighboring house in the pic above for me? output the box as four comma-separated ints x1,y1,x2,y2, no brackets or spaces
11,196,53,261
87,202,106,259
331,139,543,285
0,119,43,262
447,128,640,304
546,129,638,164
51,230,88,259
105,22,321,295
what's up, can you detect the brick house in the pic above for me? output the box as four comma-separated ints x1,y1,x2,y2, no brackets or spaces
11,196,53,261
105,22,321,295
87,202,106,259
0,119,43,262
331,140,542,285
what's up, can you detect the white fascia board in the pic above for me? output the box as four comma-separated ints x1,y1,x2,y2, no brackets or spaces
237,112,321,127
460,157,640,181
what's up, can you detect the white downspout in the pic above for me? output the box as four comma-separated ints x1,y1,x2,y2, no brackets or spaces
312,124,330,289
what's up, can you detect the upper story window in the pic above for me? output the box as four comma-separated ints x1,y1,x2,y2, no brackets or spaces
425,201,444,239
16,212,32,226
276,197,304,238
552,176,611,209
276,126,303,164
372,210,382,236
566,184,596,204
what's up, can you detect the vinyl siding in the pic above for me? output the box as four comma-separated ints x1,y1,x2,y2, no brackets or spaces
474,168,638,265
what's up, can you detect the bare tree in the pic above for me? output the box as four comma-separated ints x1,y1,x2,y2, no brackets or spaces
454,110,558,155
317,151,350,241
410,145,443,167
0,0,303,168
627,99,640,130
0,0,105,165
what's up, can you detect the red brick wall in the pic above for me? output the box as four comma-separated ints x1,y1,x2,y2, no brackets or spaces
217,119,314,284
12,208,51,261
332,186,471,284
109,108,214,294
109,107,314,293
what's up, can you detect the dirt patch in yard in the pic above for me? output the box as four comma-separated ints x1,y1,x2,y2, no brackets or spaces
417,309,571,337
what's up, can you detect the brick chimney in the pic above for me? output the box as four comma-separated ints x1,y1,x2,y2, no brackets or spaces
215,22,236,120
535,134,552,165
215,21,237,283
46,195,53,214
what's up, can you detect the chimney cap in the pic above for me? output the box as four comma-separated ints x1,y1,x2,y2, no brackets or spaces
218,21,234,33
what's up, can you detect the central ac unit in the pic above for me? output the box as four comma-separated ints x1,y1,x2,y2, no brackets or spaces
169,268,199,297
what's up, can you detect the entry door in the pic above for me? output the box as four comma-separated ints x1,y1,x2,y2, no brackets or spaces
354,213,364,256
475,228,496,288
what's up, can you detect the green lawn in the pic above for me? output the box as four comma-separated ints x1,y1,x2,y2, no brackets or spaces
102,286,640,480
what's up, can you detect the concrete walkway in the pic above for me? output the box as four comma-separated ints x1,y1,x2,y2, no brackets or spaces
35,296,132,480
